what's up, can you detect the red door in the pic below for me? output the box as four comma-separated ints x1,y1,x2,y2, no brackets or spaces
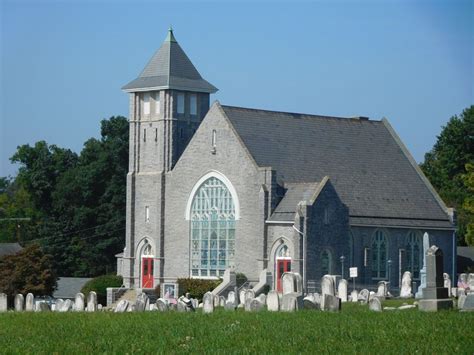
276,259,292,292
141,257,154,288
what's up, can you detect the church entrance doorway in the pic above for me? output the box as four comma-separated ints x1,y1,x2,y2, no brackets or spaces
276,244,291,292
141,244,154,288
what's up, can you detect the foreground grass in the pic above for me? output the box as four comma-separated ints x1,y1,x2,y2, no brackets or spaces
1,302,473,354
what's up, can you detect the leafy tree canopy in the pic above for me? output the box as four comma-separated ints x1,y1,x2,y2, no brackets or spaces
420,106,474,245
0,244,57,297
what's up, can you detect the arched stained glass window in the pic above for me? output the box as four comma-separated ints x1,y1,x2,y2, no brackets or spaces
371,230,388,279
406,231,422,280
190,177,235,277
321,249,333,276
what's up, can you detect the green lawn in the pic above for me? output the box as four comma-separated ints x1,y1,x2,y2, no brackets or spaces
1,302,473,354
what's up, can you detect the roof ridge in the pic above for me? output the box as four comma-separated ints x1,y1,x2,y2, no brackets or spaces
221,104,378,122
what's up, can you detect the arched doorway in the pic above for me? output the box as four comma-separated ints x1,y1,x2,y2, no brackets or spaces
275,244,291,292
141,243,154,288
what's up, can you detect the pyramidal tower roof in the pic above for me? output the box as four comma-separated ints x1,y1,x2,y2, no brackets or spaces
122,28,218,93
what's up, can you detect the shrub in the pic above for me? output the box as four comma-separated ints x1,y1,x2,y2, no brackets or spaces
177,278,221,301
81,274,123,305
154,284,161,298
236,273,248,288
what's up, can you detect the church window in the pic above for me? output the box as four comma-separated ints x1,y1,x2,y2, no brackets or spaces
145,206,150,222
143,93,150,115
155,128,158,142
212,130,217,147
321,249,333,275
371,230,388,279
190,94,197,115
154,92,160,114
190,177,236,278
405,230,422,279
177,93,185,114
323,208,329,225
180,128,184,139
143,129,146,142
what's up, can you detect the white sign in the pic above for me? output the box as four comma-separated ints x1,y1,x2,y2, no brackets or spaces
349,267,358,278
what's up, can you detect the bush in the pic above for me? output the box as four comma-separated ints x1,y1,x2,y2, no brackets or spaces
177,278,221,301
236,273,248,288
81,274,123,305
154,284,161,298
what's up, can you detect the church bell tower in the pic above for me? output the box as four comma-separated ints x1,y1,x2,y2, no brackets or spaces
120,28,217,288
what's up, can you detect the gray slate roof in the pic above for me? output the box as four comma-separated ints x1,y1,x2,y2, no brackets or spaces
268,182,321,222
122,29,217,93
53,277,92,299
0,242,23,257
220,104,452,228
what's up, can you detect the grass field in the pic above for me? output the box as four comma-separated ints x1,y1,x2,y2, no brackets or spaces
1,301,473,354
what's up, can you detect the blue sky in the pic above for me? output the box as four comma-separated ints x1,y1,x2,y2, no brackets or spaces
1,0,472,177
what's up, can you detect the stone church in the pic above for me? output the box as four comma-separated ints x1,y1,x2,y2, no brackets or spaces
117,29,456,292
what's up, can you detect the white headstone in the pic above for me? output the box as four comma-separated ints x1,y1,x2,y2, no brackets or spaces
249,299,264,312
338,279,348,302
369,297,382,312
87,291,97,312
257,294,266,305
321,275,335,296
358,289,369,303
468,273,474,291
227,291,236,305
58,299,73,312
114,299,130,313
415,232,430,298
74,293,85,311
376,281,387,297
14,294,24,312
266,290,279,311
25,293,34,312
156,298,169,312
443,273,451,297
350,289,358,303
55,299,65,312
244,289,255,303
239,290,246,305
322,294,341,312
400,271,412,298
203,291,214,314
0,293,7,312
303,294,319,309
282,273,295,295
281,293,298,312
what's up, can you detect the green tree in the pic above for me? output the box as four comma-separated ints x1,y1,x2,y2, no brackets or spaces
463,163,474,246
420,106,474,245
0,244,57,297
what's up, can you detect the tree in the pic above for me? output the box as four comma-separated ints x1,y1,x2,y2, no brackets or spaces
463,163,474,246
0,244,57,297
420,106,474,245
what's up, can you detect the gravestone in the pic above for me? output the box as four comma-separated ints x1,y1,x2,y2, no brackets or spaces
358,289,369,304
59,299,73,312
219,296,226,307
135,292,149,312
191,298,199,309
249,299,264,312
244,297,253,312
338,279,348,303
321,275,335,296
227,291,236,306
55,299,65,312
443,273,451,297
74,293,85,311
376,281,387,298
213,295,220,308
400,271,412,298
239,290,246,305
322,294,341,312
457,273,468,290
458,293,466,309
224,301,236,311
303,294,319,309
244,289,255,303
156,298,169,312
350,290,358,303
87,291,98,312
468,274,474,292
418,245,453,311
203,291,214,314
14,294,24,312
398,304,416,310
460,293,474,312
177,299,187,312
181,296,194,312
25,293,34,312
257,294,266,305
37,302,50,312
282,273,294,295
0,293,7,312
281,293,298,312
369,297,382,312
114,300,129,313
416,232,430,298
313,293,321,305
266,290,279,311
